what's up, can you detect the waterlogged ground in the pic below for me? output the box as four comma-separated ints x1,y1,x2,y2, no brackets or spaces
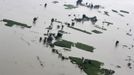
0,0,134,75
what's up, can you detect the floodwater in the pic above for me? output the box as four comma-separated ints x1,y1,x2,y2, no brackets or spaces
0,0,134,75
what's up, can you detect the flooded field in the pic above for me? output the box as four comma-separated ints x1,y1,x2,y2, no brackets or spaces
0,0,134,75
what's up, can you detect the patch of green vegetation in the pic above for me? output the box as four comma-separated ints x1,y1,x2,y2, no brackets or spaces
68,26,92,35
54,40,74,48
92,30,102,34
3,19,31,28
53,39,95,52
64,4,77,9
69,57,115,75
75,42,94,52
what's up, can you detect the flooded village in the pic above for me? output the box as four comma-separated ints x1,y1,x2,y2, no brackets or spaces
0,0,134,75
